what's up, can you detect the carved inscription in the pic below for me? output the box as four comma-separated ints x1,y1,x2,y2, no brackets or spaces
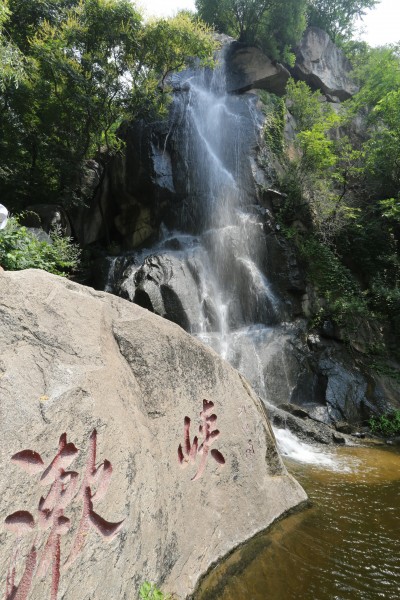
4,430,124,600
178,399,225,481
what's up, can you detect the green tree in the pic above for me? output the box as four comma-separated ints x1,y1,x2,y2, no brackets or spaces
257,0,307,63
350,45,400,197
0,0,24,90
195,0,307,62
0,0,215,210
195,0,276,43
132,12,215,111
307,0,379,43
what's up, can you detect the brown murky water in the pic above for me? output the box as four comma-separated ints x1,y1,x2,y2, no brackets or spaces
196,446,400,600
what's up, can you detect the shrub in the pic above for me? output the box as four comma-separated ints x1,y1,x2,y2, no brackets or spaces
369,410,400,437
298,236,370,324
258,90,285,156
139,582,175,600
0,216,80,276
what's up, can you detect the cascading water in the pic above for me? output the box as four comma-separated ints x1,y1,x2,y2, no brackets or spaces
104,50,333,465
99,47,400,600
169,54,286,363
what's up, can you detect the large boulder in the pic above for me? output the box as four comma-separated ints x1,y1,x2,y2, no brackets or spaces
225,42,290,95
21,204,72,237
292,27,358,101
0,269,306,599
118,249,210,333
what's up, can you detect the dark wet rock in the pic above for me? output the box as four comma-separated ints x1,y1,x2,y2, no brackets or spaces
335,421,353,434
259,188,288,211
117,250,215,333
263,233,307,299
267,404,337,445
319,356,374,423
22,204,72,237
278,403,310,419
68,159,106,245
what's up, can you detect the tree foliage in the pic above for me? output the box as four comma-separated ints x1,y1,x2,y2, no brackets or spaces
307,0,379,43
195,0,275,43
281,43,400,343
352,45,400,198
0,0,215,211
258,0,307,64
195,0,307,62
0,0,24,90
195,0,378,59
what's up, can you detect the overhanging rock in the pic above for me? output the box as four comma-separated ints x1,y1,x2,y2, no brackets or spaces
292,27,358,101
225,42,290,96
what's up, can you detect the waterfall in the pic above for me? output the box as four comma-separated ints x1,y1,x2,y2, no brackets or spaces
104,50,335,461
274,428,339,469
166,54,286,363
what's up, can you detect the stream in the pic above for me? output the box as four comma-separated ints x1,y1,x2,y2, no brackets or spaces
196,440,400,600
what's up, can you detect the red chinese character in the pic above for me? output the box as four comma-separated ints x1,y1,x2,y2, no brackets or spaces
178,399,225,480
4,430,123,600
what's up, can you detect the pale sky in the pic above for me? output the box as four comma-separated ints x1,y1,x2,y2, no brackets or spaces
356,0,400,46
138,0,400,47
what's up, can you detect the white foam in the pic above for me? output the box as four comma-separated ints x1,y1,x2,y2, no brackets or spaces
274,428,340,469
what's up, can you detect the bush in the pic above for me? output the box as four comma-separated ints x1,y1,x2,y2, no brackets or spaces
0,216,80,276
298,236,370,325
139,582,175,600
369,410,400,437
258,90,285,156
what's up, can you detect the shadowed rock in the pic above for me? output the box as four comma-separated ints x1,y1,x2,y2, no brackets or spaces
225,42,290,96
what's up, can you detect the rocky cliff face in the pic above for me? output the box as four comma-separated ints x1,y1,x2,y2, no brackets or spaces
56,31,400,440
292,27,359,101
66,33,400,442
0,269,306,599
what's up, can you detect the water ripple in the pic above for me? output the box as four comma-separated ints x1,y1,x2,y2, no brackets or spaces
196,446,400,600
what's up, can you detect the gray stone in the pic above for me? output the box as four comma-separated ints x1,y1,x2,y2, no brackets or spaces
120,250,209,332
335,421,353,434
226,43,290,96
0,269,307,599
292,27,358,101
68,159,106,246
278,403,310,419
319,356,375,424
267,404,335,445
26,227,53,244
23,204,72,237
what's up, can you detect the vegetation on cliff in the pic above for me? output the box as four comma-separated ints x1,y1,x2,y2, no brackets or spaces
279,43,400,358
1,0,399,363
195,0,378,61
0,215,80,275
0,0,215,211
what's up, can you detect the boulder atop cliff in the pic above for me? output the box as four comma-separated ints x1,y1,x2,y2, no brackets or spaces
0,269,306,599
292,27,358,101
225,42,290,95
